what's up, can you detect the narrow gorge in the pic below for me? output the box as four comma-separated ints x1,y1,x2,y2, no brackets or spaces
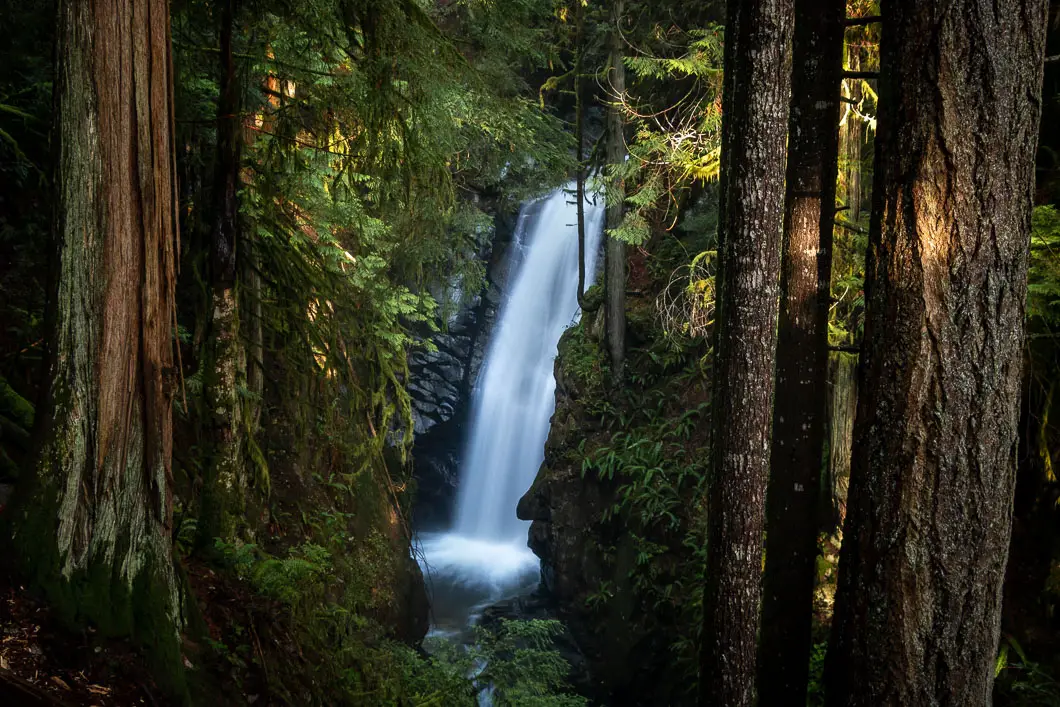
414,186,604,634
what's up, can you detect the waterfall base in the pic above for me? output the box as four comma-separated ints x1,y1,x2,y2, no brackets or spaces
418,532,539,633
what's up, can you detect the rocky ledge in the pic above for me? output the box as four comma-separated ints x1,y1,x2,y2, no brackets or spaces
517,324,698,707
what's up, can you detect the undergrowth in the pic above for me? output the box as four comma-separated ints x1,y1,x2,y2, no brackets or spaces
564,305,711,689
213,533,435,705
211,528,585,706
425,619,588,707
995,638,1060,706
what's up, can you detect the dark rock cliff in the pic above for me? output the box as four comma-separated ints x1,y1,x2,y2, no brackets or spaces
515,315,861,707
516,299,711,706
409,205,520,529
517,335,675,706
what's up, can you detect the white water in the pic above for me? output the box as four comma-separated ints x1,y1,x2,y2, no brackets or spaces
419,185,604,624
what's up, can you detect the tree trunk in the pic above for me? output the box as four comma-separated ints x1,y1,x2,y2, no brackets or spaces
698,0,792,704
574,0,594,314
758,1,843,703
825,2,1047,704
12,0,182,693
841,51,863,223
199,0,247,546
605,0,627,383
825,351,857,532
245,249,264,432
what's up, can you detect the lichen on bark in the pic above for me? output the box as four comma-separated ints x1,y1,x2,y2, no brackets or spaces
699,0,793,704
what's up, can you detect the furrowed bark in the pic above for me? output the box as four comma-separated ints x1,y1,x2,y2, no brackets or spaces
12,0,183,693
758,1,844,703
825,352,857,531
825,2,1048,704
698,0,793,704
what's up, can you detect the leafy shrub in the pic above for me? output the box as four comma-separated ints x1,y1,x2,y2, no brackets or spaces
995,638,1060,706
1029,206,1060,329
806,642,827,707
213,530,443,705
213,531,586,706
573,333,709,687
426,619,587,707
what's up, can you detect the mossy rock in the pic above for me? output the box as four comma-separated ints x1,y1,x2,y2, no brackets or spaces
0,377,34,480
557,322,608,399
581,284,605,312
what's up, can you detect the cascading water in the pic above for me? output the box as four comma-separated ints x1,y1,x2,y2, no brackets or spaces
420,185,604,629
455,189,605,540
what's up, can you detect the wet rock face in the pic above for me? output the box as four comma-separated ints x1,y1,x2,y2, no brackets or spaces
407,273,504,438
517,347,612,605
517,330,693,707
396,554,431,643
408,207,518,529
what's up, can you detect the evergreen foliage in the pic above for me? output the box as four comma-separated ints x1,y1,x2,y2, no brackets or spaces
607,22,724,247
0,1,1058,704
608,27,724,246
212,530,585,705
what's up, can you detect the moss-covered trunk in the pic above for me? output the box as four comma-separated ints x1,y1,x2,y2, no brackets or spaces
11,0,183,693
199,0,248,545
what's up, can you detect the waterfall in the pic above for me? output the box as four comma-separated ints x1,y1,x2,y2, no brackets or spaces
420,185,604,606
455,186,605,540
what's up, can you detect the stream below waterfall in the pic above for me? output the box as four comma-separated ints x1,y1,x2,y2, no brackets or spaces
418,185,605,635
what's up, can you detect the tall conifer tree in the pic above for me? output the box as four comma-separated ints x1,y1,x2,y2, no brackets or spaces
699,0,793,704
759,1,844,703
11,0,183,691
826,2,1048,703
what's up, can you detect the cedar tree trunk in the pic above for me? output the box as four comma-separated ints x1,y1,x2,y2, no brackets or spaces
12,0,183,693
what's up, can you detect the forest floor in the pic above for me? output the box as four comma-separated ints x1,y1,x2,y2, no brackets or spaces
0,570,156,706
0,552,279,707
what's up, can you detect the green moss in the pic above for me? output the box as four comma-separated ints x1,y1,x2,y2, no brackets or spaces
0,376,34,480
9,481,187,701
582,283,606,311
127,554,187,701
558,320,609,397
197,465,246,551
